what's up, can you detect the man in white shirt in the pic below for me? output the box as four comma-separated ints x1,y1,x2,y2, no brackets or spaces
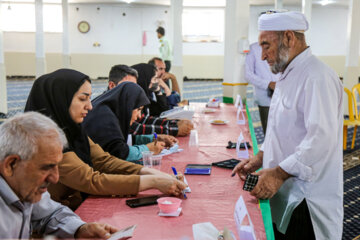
233,11,343,240
245,42,279,134
0,112,118,238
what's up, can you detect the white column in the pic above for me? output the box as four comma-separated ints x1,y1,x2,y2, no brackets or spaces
275,0,283,10
223,0,249,103
0,11,7,115
344,0,360,90
169,0,183,97
35,0,46,77
0,3,8,115
62,0,70,68
302,0,312,43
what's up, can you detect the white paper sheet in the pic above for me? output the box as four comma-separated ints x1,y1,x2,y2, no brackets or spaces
236,132,249,159
108,225,137,240
183,175,191,193
237,106,246,125
234,196,256,240
193,222,219,240
158,144,183,156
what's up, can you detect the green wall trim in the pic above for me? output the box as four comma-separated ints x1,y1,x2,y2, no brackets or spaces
245,102,275,240
223,96,233,103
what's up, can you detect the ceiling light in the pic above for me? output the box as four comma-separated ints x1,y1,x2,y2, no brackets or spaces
123,0,133,3
320,0,330,6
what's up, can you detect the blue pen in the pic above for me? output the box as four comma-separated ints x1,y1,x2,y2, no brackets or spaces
154,133,157,146
171,167,187,199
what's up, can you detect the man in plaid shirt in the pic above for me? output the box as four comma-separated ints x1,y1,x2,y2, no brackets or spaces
108,64,193,137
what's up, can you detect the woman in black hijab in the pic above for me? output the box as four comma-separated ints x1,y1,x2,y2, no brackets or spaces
131,63,170,116
84,81,166,161
25,69,186,210
25,69,92,166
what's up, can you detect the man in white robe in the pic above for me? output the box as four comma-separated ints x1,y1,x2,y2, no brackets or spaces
233,11,343,240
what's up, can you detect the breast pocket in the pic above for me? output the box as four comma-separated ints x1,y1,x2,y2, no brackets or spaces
275,93,298,139
281,92,296,110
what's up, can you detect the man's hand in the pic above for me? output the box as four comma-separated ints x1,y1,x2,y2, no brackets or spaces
177,120,194,136
250,166,291,199
268,81,276,90
75,222,118,239
146,141,165,154
161,72,181,93
231,151,263,180
177,100,189,107
157,134,178,148
161,72,174,82
158,79,172,96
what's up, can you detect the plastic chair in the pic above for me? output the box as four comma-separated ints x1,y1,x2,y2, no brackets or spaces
352,84,360,118
344,87,360,149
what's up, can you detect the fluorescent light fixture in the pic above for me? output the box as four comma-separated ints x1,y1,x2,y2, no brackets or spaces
320,0,330,6
123,0,133,3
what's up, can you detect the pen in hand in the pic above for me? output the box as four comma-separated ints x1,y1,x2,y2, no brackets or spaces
171,167,187,199
154,133,157,146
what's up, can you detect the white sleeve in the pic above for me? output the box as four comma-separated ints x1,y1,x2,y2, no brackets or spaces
245,50,269,90
279,75,342,181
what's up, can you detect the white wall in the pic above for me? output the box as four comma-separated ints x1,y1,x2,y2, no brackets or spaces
3,3,351,56
249,4,349,56
68,4,168,55
1,3,354,78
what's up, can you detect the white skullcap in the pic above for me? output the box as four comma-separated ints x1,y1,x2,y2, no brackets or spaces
258,11,309,32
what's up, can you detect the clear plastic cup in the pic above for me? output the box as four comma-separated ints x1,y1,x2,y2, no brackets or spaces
151,155,162,170
142,151,153,168
189,129,199,147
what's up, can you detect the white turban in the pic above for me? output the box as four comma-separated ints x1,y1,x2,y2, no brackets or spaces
258,11,309,32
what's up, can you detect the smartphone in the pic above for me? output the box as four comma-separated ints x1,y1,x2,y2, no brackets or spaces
243,174,259,192
212,159,240,169
226,141,251,149
125,195,160,208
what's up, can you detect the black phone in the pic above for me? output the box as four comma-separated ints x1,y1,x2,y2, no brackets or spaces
212,159,241,169
125,195,160,208
243,174,259,192
226,141,251,149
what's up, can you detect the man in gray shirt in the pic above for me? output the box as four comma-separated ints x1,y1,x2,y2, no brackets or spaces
0,112,118,238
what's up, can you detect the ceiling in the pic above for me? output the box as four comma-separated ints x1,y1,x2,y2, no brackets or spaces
0,0,350,7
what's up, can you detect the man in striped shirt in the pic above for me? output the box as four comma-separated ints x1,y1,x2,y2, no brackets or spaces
108,64,193,137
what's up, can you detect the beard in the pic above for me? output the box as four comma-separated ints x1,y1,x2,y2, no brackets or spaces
271,42,290,74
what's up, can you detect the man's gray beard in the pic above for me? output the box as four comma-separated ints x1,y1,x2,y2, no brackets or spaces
271,43,289,74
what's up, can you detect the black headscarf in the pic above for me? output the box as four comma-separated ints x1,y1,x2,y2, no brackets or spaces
83,82,150,159
131,63,169,116
131,63,156,99
24,69,92,166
